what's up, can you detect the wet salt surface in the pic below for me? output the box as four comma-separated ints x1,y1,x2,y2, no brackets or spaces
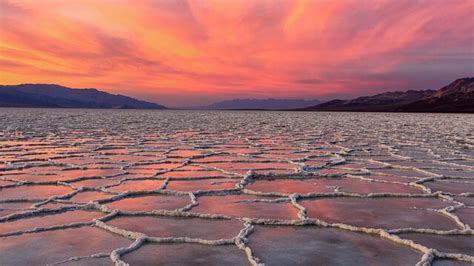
0,227,132,265
0,109,473,265
122,243,249,265
248,226,422,265
106,215,243,240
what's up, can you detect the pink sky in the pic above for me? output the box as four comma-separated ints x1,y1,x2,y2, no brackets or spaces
0,0,473,106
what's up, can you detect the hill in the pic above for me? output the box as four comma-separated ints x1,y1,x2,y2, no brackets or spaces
397,78,474,112
0,84,166,109
303,78,473,113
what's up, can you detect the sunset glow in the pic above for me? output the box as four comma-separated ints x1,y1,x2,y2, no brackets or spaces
0,0,473,106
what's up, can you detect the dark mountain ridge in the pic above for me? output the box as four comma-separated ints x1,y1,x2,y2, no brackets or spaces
0,84,166,109
399,78,474,112
303,78,474,113
1,78,472,112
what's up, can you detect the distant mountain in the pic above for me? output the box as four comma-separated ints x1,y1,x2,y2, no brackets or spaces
306,90,434,111
202,98,321,110
303,78,474,113
0,84,166,109
397,78,474,112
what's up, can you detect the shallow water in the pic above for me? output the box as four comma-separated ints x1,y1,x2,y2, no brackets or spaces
0,109,473,265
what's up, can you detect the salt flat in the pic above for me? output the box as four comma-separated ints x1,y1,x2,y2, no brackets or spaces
0,109,473,265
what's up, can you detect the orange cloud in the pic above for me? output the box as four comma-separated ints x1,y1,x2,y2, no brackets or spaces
0,0,472,106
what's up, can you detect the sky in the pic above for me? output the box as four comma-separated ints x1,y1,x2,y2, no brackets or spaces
0,0,473,107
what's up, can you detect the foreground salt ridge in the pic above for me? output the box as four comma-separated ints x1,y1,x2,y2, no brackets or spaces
0,111,473,265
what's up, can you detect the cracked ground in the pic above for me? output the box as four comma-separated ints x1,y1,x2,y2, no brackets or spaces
0,109,473,266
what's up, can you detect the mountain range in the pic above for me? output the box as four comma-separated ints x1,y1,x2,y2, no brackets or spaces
302,78,473,113
0,78,472,112
195,98,321,110
0,84,166,109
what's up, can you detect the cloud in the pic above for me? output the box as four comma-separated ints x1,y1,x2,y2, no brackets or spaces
294,78,325,84
0,0,472,106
